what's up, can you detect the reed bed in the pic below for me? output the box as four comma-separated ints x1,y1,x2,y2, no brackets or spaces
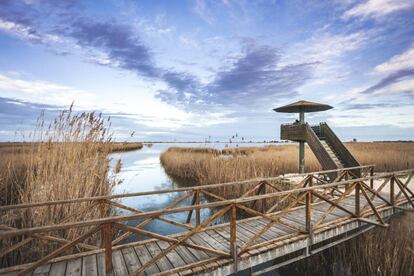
280,212,414,276
160,142,414,188
0,107,120,267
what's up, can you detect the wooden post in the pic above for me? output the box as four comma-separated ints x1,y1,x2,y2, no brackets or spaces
305,191,313,255
355,182,360,218
195,191,201,226
390,176,395,207
370,167,374,189
309,177,313,203
186,192,197,224
101,223,113,275
230,204,238,273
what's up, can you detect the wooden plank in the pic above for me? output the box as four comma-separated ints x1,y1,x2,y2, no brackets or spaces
186,236,214,259
121,247,142,275
156,241,191,275
144,243,173,272
203,229,231,252
242,220,278,241
96,253,106,276
49,261,67,276
238,221,272,241
134,245,160,275
65,258,82,276
32,264,50,276
81,255,97,276
281,213,306,227
156,241,187,267
111,250,129,276
253,219,290,238
188,234,214,258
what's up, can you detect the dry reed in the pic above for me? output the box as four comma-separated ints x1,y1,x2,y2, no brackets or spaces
0,106,120,267
160,143,414,188
280,212,414,276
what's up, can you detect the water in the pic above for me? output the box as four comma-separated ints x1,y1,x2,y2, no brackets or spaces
109,142,278,240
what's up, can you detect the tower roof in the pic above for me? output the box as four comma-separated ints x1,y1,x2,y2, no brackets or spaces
273,100,333,113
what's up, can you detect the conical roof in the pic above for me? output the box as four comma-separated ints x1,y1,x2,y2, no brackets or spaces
273,100,333,113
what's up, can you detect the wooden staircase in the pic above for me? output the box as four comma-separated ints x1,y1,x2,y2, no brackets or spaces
309,123,360,175
281,122,360,177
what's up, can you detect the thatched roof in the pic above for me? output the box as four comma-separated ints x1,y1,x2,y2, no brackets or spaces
273,100,333,113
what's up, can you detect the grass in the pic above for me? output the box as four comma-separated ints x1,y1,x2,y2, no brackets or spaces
160,143,414,188
279,212,414,276
0,107,134,267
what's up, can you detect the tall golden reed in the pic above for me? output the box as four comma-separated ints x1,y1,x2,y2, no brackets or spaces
0,106,119,267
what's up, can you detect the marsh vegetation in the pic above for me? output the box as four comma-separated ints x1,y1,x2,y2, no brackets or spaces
0,108,143,267
160,142,414,188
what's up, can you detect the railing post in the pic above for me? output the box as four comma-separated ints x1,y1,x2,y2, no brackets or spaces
355,182,360,218
101,223,113,275
195,191,201,226
390,175,395,207
309,177,313,203
230,204,238,273
305,191,313,255
370,167,374,189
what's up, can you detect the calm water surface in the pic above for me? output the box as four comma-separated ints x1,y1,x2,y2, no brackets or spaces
110,143,277,240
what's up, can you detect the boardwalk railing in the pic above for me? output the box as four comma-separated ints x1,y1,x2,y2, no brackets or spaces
1,165,414,275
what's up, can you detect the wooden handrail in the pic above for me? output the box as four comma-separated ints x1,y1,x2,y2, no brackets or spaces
0,165,376,211
1,169,412,240
1,167,413,275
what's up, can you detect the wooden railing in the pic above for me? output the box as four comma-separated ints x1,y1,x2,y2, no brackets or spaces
2,165,414,276
305,123,338,173
320,122,361,170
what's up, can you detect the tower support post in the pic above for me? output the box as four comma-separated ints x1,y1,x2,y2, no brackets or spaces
299,111,305,173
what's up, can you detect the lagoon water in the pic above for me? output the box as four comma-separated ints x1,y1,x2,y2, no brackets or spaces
109,142,276,240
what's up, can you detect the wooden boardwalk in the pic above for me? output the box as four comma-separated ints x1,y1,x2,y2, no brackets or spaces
1,166,414,275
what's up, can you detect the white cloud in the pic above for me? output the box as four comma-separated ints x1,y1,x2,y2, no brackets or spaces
179,35,199,48
0,74,95,108
283,30,370,87
0,19,60,44
0,73,237,132
343,0,414,19
193,0,214,24
374,44,414,74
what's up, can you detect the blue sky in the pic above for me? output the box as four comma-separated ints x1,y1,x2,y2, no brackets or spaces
0,0,413,142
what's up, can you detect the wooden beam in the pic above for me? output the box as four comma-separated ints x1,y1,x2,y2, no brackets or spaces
102,223,113,275
359,186,385,225
230,204,238,273
17,225,100,276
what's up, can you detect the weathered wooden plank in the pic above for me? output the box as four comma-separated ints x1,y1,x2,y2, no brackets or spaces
144,243,173,272
111,250,128,276
49,261,67,276
186,236,214,259
187,235,214,258
134,245,160,275
96,253,106,276
65,258,82,276
242,220,278,241
201,229,230,252
81,255,97,276
32,264,50,276
156,241,186,266
156,241,191,275
121,247,142,275
253,219,290,237
280,214,306,227
238,221,274,241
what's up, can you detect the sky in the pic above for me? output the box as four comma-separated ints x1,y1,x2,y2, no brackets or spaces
0,0,413,142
